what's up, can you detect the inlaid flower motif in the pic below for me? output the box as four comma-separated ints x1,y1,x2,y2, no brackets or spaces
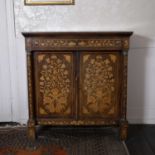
82,54,117,115
38,54,71,115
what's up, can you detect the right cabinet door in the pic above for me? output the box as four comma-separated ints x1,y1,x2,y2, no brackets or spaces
79,52,121,119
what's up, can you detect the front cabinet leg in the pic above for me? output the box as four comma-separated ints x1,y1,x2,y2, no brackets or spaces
27,120,36,141
120,121,128,141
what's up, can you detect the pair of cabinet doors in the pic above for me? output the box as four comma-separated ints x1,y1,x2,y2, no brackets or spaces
33,51,121,121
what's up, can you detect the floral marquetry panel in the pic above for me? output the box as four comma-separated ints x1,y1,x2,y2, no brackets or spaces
34,52,75,118
79,52,120,118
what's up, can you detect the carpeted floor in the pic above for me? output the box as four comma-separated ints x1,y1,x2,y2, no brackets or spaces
0,127,129,155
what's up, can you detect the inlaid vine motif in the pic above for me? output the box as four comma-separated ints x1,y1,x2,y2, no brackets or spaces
81,54,119,116
36,53,73,116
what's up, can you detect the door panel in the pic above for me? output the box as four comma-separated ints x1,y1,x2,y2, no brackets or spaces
79,52,121,119
34,52,75,119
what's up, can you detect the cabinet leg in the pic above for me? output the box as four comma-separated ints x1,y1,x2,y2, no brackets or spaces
27,121,36,141
120,121,128,141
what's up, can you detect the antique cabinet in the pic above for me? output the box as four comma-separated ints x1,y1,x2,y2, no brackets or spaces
23,32,133,141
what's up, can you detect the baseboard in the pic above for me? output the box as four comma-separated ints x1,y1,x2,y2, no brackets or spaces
128,118,155,124
12,119,27,125
127,107,155,124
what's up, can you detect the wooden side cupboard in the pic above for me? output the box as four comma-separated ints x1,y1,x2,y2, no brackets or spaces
23,32,133,141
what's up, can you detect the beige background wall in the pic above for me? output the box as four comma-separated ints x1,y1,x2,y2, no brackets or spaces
0,0,155,123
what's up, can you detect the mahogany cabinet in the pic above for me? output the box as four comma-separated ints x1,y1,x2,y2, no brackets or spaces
23,32,133,141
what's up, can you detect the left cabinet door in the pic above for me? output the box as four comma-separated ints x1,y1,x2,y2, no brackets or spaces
33,52,75,119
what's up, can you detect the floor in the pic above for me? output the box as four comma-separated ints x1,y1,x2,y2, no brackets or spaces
0,125,128,155
126,125,155,155
0,123,155,155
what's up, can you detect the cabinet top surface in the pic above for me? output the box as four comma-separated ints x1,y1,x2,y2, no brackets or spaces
22,31,133,37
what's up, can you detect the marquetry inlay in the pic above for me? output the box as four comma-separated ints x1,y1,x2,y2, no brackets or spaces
23,32,133,141
35,53,73,116
26,38,130,50
80,53,119,117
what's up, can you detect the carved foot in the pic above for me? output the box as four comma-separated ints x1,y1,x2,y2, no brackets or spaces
120,121,128,141
27,121,36,141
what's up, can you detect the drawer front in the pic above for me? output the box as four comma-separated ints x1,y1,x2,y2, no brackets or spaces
34,52,75,119
79,52,121,119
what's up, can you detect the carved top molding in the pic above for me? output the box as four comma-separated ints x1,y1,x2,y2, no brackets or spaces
23,32,133,51
25,38,130,51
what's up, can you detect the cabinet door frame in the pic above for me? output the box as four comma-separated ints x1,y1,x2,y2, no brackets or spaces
78,51,122,120
33,51,77,119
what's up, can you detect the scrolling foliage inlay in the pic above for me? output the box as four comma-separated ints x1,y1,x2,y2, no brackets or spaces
81,53,119,116
36,53,73,116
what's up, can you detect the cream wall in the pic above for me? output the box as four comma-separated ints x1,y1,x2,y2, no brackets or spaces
1,0,155,123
